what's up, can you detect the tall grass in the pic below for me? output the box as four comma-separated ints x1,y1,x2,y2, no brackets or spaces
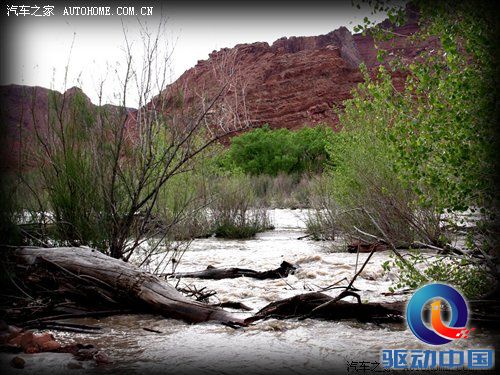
304,176,337,241
208,175,272,239
245,173,314,209
46,149,109,249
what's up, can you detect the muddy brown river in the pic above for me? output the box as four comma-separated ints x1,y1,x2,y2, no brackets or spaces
1,210,497,374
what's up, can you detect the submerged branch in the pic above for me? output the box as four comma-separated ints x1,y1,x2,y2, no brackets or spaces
165,261,297,280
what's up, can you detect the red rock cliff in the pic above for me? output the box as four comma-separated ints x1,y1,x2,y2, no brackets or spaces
158,6,435,131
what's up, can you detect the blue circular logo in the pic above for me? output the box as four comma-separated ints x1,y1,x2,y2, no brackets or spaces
406,283,468,345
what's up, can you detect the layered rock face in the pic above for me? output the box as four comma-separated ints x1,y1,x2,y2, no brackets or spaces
165,27,365,132
160,7,434,131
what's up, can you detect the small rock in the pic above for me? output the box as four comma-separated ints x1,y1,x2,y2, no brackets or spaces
10,356,25,369
75,348,98,360
93,350,111,364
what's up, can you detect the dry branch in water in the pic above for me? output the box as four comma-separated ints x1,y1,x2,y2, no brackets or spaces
10,247,245,325
165,261,297,280
5,246,498,329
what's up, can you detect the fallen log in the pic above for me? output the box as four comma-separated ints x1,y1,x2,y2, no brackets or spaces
10,247,245,325
245,292,404,324
246,291,500,327
165,261,297,280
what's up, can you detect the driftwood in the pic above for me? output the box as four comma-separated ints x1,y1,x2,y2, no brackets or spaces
8,246,497,332
165,261,297,280
245,292,404,324
245,292,500,326
347,240,388,253
176,285,217,302
10,247,245,325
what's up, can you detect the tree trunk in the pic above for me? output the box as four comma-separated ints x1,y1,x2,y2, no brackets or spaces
245,292,404,324
12,247,244,325
165,261,297,280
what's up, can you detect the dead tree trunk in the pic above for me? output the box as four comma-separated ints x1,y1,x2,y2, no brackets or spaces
165,261,297,280
11,247,245,325
245,292,404,324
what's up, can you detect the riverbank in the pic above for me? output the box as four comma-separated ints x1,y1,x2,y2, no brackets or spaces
1,209,497,374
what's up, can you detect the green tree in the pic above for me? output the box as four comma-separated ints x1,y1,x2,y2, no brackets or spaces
223,125,334,176
349,0,497,212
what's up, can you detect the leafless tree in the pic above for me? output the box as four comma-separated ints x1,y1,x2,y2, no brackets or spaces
24,17,252,261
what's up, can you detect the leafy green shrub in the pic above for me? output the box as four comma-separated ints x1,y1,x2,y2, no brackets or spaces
352,1,496,213
324,0,497,252
382,251,493,298
325,109,445,247
29,90,113,251
220,125,334,176
47,148,108,249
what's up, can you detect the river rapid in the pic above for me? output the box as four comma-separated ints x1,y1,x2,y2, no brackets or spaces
2,209,497,374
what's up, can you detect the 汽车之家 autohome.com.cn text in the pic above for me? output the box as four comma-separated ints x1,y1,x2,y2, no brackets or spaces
6,5,154,16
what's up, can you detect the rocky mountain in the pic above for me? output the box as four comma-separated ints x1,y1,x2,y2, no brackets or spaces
0,85,130,171
158,4,435,131
0,84,65,170
0,5,437,170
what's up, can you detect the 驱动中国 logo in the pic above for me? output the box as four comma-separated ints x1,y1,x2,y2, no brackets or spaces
381,283,494,370
406,283,473,345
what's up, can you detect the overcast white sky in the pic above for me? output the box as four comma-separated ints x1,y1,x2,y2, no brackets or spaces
2,1,390,108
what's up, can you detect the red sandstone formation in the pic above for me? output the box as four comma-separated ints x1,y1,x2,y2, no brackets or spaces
0,85,130,170
0,6,437,170
156,5,435,132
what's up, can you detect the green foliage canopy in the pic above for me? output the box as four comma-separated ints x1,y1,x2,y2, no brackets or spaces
221,125,334,176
